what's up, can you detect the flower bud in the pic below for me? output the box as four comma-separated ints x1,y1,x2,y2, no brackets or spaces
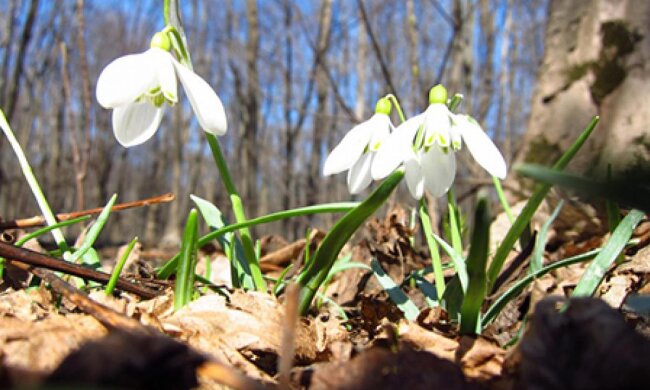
150,32,171,51
374,97,392,115
428,84,448,105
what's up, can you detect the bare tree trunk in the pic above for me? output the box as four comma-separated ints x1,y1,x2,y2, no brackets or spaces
307,0,333,207
477,0,495,122
514,0,650,178
242,0,260,213
2,0,39,122
405,0,421,112
282,0,295,237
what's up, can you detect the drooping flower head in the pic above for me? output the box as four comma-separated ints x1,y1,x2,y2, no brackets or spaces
371,84,506,199
96,30,227,147
323,97,394,194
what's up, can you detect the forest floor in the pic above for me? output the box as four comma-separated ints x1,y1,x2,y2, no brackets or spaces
1,202,650,389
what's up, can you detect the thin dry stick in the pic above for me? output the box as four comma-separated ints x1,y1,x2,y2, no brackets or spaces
0,241,159,299
9,260,150,332
278,283,300,389
0,193,175,230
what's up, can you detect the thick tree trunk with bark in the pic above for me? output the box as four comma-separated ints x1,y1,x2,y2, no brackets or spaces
515,0,650,178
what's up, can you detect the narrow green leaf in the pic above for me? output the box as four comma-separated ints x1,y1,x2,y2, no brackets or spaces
447,191,463,256
487,117,599,291
297,169,404,314
174,209,199,310
69,194,118,263
14,216,91,247
483,247,609,326
419,198,445,299
530,200,564,274
572,209,644,297
432,233,468,292
190,194,253,289
413,275,439,307
370,258,419,321
272,264,294,297
105,236,138,295
157,201,358,279
493,176,514,224
460,194,491,335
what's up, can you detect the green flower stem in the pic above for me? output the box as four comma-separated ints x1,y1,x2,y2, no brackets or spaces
206,134,266,291
446,190,463,256
175,209,199,309
419,198,445,300
156,201,359,279
0,109,70,255
385,94,406,123
105,236,138,295
492,176,514,224
297,169,405,315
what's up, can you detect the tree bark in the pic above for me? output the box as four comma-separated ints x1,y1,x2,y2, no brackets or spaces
307,0,333,207
515,0,650,178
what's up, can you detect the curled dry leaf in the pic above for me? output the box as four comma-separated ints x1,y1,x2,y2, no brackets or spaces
162,290,347,381
0,289,107,384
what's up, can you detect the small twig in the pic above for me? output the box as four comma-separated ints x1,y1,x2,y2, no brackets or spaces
278,283,299,389
9,260,150,332
0,193,175,230
0,241,159,299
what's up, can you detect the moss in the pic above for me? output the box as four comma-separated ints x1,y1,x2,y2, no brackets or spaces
591,20,642,103
562,20,642,104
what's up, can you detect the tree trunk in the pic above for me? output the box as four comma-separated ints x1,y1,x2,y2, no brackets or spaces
515,0,650,178
307,0,333,207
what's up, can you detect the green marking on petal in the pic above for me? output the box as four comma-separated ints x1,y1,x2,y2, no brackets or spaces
452,140,462,151
152,94,165,107
437,133,449,146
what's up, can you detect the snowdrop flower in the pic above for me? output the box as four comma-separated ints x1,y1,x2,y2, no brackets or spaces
323,98,394,194
96,31,227,147
372,85,506,199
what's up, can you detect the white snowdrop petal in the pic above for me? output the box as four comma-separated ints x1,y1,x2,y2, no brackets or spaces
458,116,507,179
112,102,163,147
96,50,158,108
371,114,422,180
424,104,451,147
347,152,373,194
323,123,372,175
404,156,424,200
368,114,392,151
172,59,228,135
150,48,178,103
421,146,456,197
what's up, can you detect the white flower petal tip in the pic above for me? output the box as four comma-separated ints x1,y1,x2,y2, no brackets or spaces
173,60,228,135
404,157,424,199
457,115,507,179
347,153,373,194
421,146,456,197
112,103,163,147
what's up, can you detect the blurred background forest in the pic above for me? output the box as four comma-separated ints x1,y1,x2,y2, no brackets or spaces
3,0,643,246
